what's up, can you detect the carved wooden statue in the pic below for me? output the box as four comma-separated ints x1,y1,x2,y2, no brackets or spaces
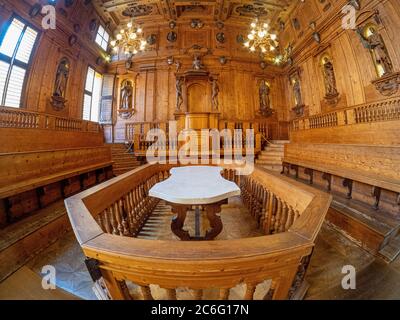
211,78,220,110
54,60,69,98
120,81,133,110
176,77,184,110
259,80,271,111
356,26,394,76
322,57,338,97
192,55,204,70
293,78,303,106
51,58,69,110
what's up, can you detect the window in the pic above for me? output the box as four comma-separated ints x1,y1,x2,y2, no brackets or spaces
83,66,103,122
0,17,38,108
95,25,110,51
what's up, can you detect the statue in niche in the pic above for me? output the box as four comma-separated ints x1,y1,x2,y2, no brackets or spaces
259,80,273,117
210,78,220,110
192,54,204,70
176,77,184,111
356,26,394,77
259,80,270,110
291,76,304,117
322,57,338,97
51,58,69,110
293,77,303,107
120,80,133,110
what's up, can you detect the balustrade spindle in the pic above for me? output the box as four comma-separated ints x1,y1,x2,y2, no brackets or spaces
274,199,282,233
244,283,256,300
219,288,230,300
140,286,154,300
109,206,119,235
193,289,203,300
279,202,289,233
165,288,177,300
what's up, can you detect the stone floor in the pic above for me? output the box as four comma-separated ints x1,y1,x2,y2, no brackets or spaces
1,198,400,300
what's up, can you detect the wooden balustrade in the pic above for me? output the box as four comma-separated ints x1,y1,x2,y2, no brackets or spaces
65,163,331,300
125,120,289,156
0,106,102,133
292,97,400,131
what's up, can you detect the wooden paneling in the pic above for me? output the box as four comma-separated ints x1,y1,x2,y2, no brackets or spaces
281,0,400,117
0,0,107,118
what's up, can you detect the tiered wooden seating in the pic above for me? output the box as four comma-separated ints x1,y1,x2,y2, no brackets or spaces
0,107,114,227
284,98,400,261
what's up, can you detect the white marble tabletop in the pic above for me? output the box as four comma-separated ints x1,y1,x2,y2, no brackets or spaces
149,166,241,205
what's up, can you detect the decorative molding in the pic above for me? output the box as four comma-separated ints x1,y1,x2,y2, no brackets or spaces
371,72,400,96
122,4,153,17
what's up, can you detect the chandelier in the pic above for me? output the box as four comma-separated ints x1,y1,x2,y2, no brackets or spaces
110,20,147,57
244,18,280,63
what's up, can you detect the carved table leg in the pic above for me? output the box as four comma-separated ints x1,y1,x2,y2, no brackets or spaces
170,204,191,240
204,201,224,240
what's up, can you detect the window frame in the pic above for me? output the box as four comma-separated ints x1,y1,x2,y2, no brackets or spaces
0,14,40,108
82,65,103,122
95,24,110,51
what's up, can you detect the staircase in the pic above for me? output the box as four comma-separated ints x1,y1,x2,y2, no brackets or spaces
109,144,142,176
256,140,289,172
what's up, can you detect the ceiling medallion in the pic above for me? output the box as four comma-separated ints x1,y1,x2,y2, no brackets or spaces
236,4,268,17
122,4,153,17
110,20,147,59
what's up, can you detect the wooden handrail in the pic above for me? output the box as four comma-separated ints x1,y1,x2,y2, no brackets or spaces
0,106,102,133
65,163,331,300
291,97,400,131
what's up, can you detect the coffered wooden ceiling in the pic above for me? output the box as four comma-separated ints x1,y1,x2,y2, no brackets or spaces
94,0,296,28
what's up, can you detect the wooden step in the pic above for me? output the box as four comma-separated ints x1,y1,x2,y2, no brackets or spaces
0,266,78,300
379,231,400,262
256,159,283,165
0,200,71,281
327,193,400,257
256,164,283,172
258,155,282,161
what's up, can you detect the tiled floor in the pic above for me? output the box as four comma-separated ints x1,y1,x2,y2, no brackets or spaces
1,198,400,300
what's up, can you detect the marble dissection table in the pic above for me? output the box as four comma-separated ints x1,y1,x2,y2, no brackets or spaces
149,166,241,240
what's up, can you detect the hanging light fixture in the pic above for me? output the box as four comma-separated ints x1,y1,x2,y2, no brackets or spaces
110,20,147,58
243,18,280,63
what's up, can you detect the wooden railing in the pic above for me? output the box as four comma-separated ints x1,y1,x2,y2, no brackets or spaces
125,120,289,156
292,97,400,131
65,163,331,300
0,106,102,132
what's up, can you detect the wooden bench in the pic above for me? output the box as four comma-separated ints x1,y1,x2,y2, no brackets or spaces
0,147,114,226
282,143,400,261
